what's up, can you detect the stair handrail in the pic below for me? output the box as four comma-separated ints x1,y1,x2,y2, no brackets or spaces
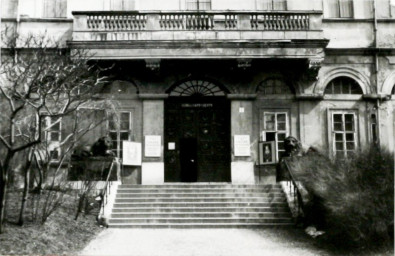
100,157,118,217
281,156,307,222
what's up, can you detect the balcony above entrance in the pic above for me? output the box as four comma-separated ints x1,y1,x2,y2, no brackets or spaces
70,10,328,60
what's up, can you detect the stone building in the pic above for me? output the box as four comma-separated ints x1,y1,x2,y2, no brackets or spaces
1,0,395,185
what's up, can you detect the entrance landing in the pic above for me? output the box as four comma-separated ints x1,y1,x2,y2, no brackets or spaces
79,228,330,256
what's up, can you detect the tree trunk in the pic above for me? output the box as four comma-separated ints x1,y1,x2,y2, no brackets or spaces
0,170,7,234
0,152,13,234
75,193,85,220
18,157,32,226
33,153,43,193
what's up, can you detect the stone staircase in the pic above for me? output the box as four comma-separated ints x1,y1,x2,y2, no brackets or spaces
108,183,294,228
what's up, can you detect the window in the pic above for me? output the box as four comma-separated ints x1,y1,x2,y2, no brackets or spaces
256,0,287,10
186,0,212,10
391,85,395,95
262,112,289,161
331,112,357,157
108,112,132,158
325,77,363,94
43,0,67,18
110,0,135,10
370,113,378,144
327,0,353,18
169,80,226,97
43,116,62,160
257,78,292,95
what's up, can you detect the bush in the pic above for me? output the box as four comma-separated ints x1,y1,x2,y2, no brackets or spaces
289,146,394,249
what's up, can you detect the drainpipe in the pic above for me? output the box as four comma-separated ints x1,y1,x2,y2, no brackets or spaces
373,0,381,146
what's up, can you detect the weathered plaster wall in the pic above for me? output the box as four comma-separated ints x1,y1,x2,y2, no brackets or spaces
323,22,374,48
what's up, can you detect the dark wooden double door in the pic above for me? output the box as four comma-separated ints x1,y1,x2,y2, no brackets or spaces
164,97,231,182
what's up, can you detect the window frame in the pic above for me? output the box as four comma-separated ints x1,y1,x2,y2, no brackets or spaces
185,0,212,11
324,77,363,95
328,109,359,157
42,0,67,18
108,111,133,158
262,111,289,162
256,0,287,10
325,0,354,18
43,116,62,161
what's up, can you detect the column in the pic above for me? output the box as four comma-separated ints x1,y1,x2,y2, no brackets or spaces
140,94,167,184
228,94,256,184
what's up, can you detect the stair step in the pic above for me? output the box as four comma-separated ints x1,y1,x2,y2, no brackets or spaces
108,223,294,228
111,212,292,218
107,183,293,229
112,206,290,213
113,202,288,208
118,184,280,189
115,192,285,198
114,197,286,203
108,217,293,224
116,190,283,195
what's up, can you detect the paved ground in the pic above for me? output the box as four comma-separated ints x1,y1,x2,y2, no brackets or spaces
79,228,332,256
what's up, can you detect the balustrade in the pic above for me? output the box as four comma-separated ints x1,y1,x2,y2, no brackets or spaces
80,11,315,32
160,14,214,30
87,13,147,30
251,14,309,30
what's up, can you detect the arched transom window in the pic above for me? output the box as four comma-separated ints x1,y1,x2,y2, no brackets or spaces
169,80,226,97
325,77,363,94
256,78,292,95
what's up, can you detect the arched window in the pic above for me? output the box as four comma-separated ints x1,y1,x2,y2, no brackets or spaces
391,85,395,95
256,78,292,95
324,77,363,95
169,80,226,97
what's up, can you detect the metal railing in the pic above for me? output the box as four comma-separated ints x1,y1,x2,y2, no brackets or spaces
100,158,117,216
282,157,306,222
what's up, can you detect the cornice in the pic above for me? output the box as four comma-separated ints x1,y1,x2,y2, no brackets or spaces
68,39,329,50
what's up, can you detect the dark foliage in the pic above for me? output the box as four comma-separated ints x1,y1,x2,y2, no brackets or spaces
289,146,394,249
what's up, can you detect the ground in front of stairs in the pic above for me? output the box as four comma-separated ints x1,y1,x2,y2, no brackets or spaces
79,228,331,256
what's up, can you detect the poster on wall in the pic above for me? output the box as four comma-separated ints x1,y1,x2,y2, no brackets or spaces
122,141,142,166
234,135,251,156
145,135,161,157
258,141,276,165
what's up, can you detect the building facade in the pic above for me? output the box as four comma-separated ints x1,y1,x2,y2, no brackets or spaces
1,0,395,185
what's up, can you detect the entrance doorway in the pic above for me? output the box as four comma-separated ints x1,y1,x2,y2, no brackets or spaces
164,97,231,182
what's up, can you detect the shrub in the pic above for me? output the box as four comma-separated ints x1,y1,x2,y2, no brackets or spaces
289,146,394,249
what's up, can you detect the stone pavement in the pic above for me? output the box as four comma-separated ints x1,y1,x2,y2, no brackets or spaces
79,228,331,256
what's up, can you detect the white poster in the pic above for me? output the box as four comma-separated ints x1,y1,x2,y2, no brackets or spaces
122,141,142,166
145,135,161,157
234,135,251,156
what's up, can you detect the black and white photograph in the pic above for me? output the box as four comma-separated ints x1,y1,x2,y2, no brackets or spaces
0,0,394,255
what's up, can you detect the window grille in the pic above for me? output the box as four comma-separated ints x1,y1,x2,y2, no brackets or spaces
324,77,363,94
169,80,226,97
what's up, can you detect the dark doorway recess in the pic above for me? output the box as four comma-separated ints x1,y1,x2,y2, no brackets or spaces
164,97,231,182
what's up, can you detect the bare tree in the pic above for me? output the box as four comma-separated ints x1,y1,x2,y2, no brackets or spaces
0,31,109,233
17,107,111,225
